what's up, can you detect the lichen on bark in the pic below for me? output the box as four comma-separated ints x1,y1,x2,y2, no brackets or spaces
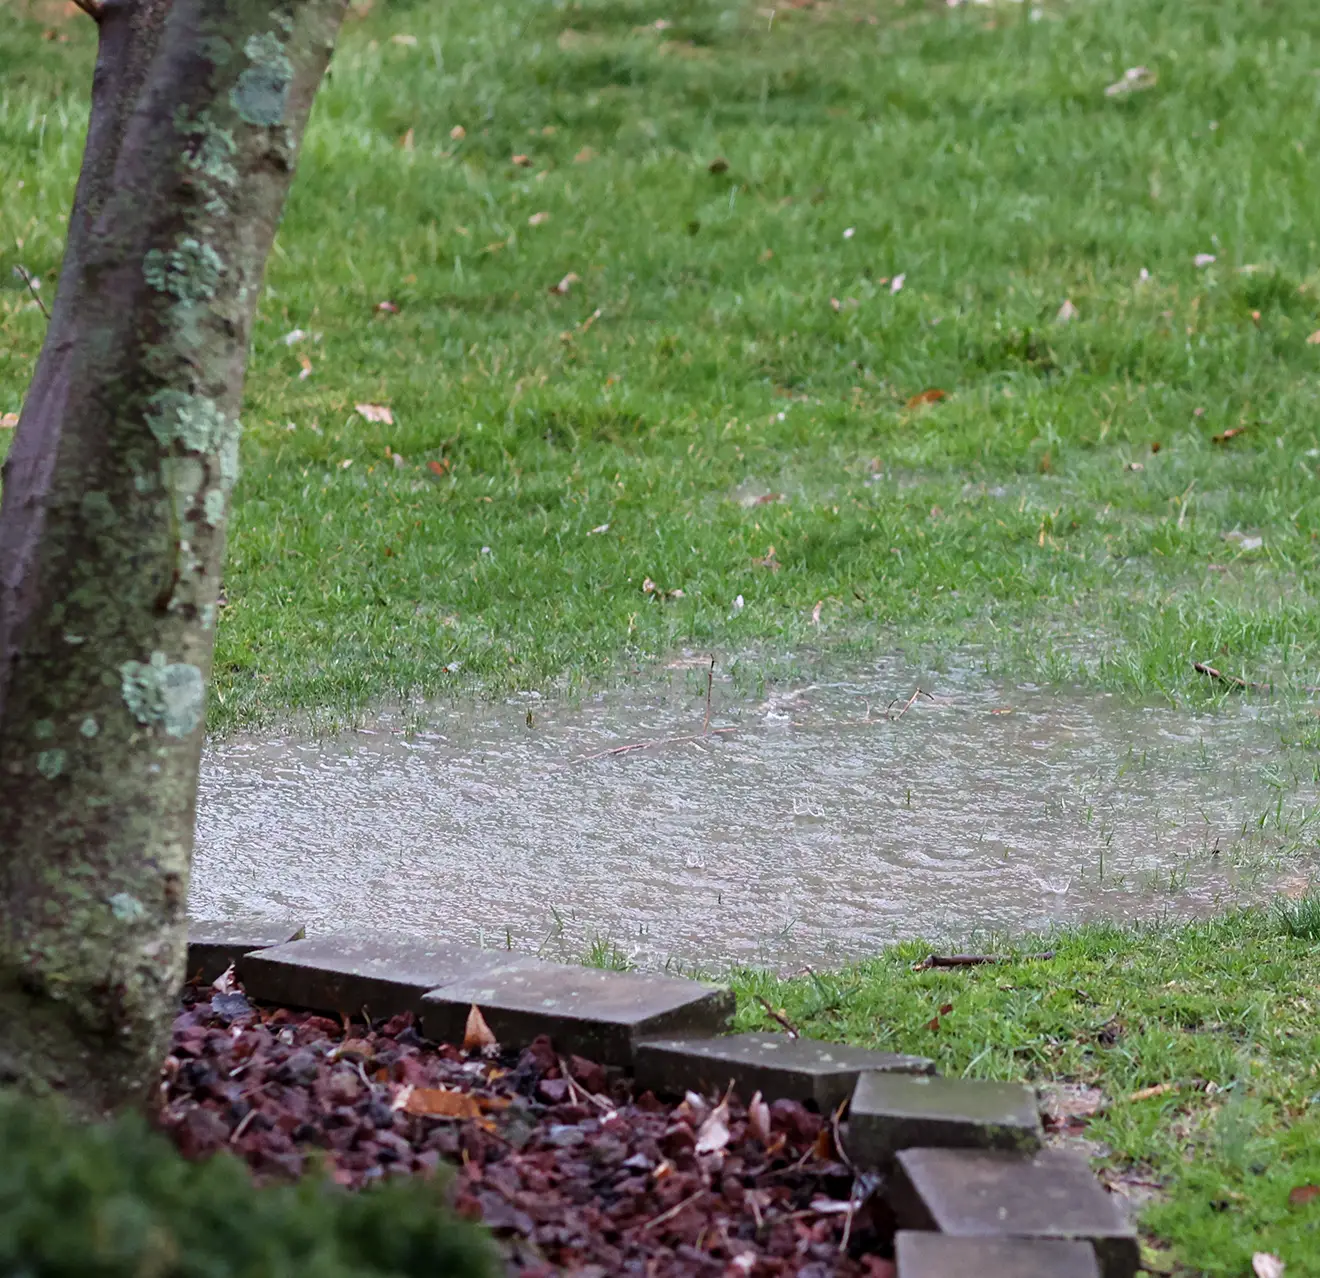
0,0,349,1115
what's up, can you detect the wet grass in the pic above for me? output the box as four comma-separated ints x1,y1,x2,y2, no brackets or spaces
733,903,1320,1276
6,0,1320,733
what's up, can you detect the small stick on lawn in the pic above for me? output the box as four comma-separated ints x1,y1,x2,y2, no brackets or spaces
571,727,736,764
911,951,1056,972
756,995,800,1038
14,265,49,320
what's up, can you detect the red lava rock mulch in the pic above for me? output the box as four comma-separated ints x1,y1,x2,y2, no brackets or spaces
161,984,898,1277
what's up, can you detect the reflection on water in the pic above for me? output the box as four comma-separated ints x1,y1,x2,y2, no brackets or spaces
192,658,1319,970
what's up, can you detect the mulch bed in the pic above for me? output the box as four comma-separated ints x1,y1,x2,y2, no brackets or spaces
161,983,897,1277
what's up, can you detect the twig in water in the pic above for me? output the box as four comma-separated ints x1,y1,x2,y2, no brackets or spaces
756,995,800,1038
887,687,934,721
703,656,714,735
13,266,49,320
638,1187,707,1233
571,727,735,764
1193,661,1267,693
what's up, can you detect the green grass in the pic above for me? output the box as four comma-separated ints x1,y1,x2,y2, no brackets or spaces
7,0,1320,733
6,0,1320,1269
733,902,1320,1276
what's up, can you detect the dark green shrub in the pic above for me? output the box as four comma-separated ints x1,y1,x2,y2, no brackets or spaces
0,1090,498,1278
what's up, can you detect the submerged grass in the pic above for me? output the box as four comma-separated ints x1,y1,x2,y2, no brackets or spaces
6,0,1320,732
733,903,1320,1276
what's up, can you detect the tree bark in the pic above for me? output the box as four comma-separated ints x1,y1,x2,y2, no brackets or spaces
0,0,346,1114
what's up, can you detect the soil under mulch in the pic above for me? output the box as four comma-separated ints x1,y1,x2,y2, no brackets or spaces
161,984,897,1277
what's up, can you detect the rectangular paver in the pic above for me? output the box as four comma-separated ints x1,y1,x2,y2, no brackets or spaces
635,1032,933,1111
420,958,734,1067
847,1071,1042,1166
895,1232,1101,1278
889,1148,1139,1278
186,919,305,985
238,934,514,1020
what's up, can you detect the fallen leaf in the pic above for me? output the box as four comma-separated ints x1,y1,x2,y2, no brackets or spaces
463,1004,498,1052
890,273,906,294
211,963,237,994
1308,330,1320,345
939,1002,954,1016
1253,1254,1285,1278
427,458,450,477
811,601,823,626
399,127,415,151
695,1095,731,1154
450,124,466,140
0,412,18,429
1224,530,1263,551
707,156,729,174
752,492,784,505
390,32,418,46
527,211,550,226
298,354,313,380
1104,65,1157,97
549,272,581,296
1289,1185,1320,1208
588,523,610,535
511,153,533,167
1212,426,1247,444
1125,461,1145,472
1194,253,1217,268
1126,1083,1175,1103
1056,298,1079,323
338,458,353,470
747,1090,771,1144
926,1015,941,1032
374,299,399,314
282,328,309,345
355,403,394,425
573,146,596,164
906,388,947,409
404,1087,484,1119
1150,440,1162,453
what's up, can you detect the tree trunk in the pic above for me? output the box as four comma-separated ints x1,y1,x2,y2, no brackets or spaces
0,0,346,1115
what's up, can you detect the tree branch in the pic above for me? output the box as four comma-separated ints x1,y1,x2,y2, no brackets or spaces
70,0,105,20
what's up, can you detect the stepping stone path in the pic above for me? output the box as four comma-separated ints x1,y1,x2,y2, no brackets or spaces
186,920,1142,1277
635,1031,933,1114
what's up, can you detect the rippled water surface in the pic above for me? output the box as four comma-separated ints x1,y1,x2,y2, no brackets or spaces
192,659,1318,969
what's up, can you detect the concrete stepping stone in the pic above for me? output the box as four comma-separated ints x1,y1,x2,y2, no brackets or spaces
420,958,734,1067
847,1071,1042,1166
238,934,515,1020
635,1032,933,1111
889,1148,1139,1278
186,919,305,985
895,1232,1101,1278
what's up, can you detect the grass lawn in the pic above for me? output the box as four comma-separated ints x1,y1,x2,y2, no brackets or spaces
5,0,1320,1270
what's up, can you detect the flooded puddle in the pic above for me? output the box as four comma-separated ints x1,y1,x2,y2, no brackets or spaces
192,659,1319,970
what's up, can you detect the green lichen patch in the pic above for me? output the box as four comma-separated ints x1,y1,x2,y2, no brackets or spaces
203,488,227,527
119,653,205,739
232,31,294,127
145,391,229,454
108,892,146,923
143,238,225,303
35,749,66,780
79,717,99,739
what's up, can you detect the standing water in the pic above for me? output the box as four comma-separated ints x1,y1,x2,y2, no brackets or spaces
192,659,1319,969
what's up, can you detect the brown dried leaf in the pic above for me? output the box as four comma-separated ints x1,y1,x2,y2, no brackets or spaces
906,388,947,409
0,412,18,429
399,127,415,151
450,124,466,140
1307,330,1320,345
403,1087,484,1119
573,146,596,164
463,1004,498,1052
355,403,394,425
549,272,581,296
511,153,533,167
1212,426,1248,444
527,211,550,227
1289,1184,1320,1207
694,1096,731,1154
